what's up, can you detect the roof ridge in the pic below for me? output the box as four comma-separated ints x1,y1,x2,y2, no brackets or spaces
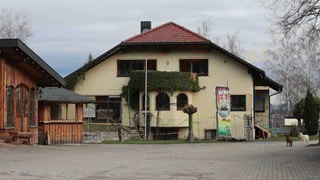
168,22,210,41
122,21,211,43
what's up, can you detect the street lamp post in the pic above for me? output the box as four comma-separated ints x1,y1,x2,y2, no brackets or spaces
318,119,320,144
144,58,148,140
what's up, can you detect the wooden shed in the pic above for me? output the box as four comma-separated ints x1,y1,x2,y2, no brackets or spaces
0,39,64,145
38,87,95,145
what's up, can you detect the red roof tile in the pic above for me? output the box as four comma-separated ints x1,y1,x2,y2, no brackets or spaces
123,22,210,43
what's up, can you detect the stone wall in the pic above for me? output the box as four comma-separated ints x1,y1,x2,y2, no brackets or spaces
83,130,141,144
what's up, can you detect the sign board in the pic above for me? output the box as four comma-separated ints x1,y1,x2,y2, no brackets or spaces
216,87,231,136
84,103,96,118
284,118,298,126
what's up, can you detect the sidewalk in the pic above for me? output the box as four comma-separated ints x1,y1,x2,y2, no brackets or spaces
0,140,319,179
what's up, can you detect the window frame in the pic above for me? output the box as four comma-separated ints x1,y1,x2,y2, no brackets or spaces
254,96,265,112
156,93,170,111
29,88,36,126
179,59,208,76
6,86,14,128
231,95,246,111
50,103,61,120
117,60,157,77
95,96,121,123
176,93,188,111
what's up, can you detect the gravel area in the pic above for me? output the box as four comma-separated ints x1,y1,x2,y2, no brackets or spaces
1,140,320,179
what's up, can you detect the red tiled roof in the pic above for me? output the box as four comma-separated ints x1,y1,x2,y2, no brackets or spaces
123,22,210,43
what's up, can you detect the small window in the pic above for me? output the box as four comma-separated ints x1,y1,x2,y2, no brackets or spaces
205,129,216,139
156,93,170,110
16,87,21,114
177,93,188,110
95,96,121,123
50,103,61,120
254,96,265,112
179,59,208,76
29,88,36,126
117,60,157,77
231,95,246,111
6,86,14,128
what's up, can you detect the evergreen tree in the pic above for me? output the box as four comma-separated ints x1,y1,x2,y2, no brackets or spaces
303,90,319,135
87,52,93,63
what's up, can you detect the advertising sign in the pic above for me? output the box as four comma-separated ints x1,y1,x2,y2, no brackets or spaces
216,87,231,136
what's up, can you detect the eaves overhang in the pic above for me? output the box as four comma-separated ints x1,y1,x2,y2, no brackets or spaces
0,39,65,87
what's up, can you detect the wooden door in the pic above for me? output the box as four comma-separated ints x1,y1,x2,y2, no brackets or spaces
15,85,29,132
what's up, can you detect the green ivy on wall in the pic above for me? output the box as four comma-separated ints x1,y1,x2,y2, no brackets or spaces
65,69,86,90
121,70,201,110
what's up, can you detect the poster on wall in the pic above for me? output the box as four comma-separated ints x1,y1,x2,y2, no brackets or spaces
216,87,231,136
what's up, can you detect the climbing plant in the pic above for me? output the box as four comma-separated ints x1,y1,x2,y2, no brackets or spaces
65,69,86,90
121,71,202,110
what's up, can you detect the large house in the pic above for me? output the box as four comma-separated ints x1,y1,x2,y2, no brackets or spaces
66,21,282,140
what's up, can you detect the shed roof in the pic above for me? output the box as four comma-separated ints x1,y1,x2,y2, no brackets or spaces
38,87,95,103
0,39,65,87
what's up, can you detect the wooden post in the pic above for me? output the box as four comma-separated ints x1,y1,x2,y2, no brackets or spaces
0,59,4,130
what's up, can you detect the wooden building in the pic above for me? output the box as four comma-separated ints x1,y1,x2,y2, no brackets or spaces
38,87,95,145
0,39,65,145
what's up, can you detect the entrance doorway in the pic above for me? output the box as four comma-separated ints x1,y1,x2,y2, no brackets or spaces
15,85,29,132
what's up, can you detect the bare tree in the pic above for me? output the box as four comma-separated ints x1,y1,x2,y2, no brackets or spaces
197,20,242,56
262,1,320,115
265,37,298,114
197,20,220,44
0,8,33,41
265,32,320,113
261,0,320,38
197,20,213,38
223,32,243,56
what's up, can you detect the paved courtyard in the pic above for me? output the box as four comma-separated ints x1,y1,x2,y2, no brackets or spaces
1,140,320,180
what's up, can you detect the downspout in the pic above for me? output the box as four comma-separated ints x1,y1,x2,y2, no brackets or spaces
269,89,282,130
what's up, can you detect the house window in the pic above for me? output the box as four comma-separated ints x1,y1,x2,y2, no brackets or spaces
231,95,246,111
50,103,61,120
29,88,36,126
255,96,265,112
6,86,14,128
177,93,188,110
117,60,157,77
205,129,216,139
16,87,21,115
142,94,150,111
95,96,121,123
156,93,170,110
180,59,208,76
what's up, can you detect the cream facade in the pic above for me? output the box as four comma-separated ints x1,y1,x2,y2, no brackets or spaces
68,22,282,140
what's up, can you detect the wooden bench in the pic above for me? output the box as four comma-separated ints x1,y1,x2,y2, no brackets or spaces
9,132,33,145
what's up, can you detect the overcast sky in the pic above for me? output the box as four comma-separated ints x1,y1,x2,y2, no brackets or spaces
1,0,272,77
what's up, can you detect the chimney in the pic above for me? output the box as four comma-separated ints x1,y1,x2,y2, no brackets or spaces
140,21,151,33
